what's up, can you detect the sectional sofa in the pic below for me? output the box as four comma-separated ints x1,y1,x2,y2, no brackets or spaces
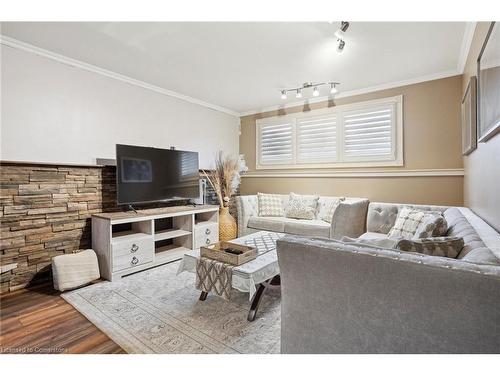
276,202,500,353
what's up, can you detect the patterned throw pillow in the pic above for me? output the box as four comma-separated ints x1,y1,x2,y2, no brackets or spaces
257,193,284,217
388,207,426,239
413,212,448,239
397,236,464,258
285,193,319,220
318,197,345,223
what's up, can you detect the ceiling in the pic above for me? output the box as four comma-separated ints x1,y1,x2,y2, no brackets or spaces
1,22,471,115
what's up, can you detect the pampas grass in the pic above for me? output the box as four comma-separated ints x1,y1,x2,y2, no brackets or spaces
203,152,242,208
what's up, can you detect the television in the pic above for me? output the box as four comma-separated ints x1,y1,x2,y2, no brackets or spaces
116,144,200,205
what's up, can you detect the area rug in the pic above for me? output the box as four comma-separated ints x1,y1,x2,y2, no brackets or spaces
62,260,281,353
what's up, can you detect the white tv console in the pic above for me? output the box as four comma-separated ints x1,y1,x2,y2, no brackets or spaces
91,205,219,281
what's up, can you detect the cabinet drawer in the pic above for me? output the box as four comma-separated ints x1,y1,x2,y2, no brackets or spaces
113,251,154,272
112,238,154,272
194,223,219,248
112,237,153,258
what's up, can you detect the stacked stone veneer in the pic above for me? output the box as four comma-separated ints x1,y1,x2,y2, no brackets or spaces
0,163,118,294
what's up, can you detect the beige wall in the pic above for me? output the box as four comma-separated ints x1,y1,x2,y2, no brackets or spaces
240,75,464,206
462,22,500,232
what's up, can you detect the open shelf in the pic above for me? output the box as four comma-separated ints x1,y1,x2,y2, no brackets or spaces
155,244,191,264
111,231,152,244
154,228,191,242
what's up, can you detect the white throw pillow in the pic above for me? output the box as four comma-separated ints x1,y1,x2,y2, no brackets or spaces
257,193,284,217
285,193,319,220
388,207,427,239
318,197,345,223
413,212,448,239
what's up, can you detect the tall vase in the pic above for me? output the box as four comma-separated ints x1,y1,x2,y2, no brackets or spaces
219,207,237,241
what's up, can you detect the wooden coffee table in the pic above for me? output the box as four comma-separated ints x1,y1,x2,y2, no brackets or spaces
177,231,285,321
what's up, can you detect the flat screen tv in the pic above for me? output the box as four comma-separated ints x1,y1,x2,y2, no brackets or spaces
116,144,200,205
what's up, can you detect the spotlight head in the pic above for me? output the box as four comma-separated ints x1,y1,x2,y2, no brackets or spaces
330,83,338,95
280,90,287,100
312,87,320,97
337,39,345,53
296,89,302,99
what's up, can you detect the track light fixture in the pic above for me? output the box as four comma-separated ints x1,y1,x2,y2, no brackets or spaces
279,82,340,100
335,21,349,52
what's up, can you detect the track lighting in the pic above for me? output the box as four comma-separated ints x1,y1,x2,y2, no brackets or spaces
279,82,340,100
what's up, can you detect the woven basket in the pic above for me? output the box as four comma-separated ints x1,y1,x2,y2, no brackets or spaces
219,207,237,241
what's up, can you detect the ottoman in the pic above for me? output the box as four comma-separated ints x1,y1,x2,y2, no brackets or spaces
52,249,100,291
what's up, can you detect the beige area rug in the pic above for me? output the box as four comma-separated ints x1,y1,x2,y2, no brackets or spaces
62,260,281,353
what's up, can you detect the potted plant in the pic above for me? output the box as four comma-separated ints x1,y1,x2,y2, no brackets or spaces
203,152,243,241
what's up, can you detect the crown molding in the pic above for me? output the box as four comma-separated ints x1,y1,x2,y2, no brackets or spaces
241,168,465,178
457,22,477,73
0,35,240,117
238,69,460,117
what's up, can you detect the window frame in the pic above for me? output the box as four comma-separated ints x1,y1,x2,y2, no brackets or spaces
255,95,403,170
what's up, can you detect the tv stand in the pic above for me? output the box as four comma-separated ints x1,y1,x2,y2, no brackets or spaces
91,205,219,281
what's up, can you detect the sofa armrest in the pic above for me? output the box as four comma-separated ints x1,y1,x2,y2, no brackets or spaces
330,198,369,239
236,195,258,236
277,235,500,353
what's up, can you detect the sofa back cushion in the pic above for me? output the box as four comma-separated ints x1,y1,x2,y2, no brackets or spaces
367,202,449,234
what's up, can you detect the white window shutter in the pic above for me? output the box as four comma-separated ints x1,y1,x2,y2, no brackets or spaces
296,115,337,163
342,104,395,161
258,121,294,165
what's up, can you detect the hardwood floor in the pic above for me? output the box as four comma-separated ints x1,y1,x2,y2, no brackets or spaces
0,283,124,354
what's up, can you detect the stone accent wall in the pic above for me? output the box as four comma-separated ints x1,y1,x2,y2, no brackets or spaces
0,163,118,294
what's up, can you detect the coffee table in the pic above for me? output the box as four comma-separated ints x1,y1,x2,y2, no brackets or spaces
177,231,285,321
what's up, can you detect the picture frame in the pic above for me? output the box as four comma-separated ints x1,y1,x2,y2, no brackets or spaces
461,76,477,155
477,21,500,142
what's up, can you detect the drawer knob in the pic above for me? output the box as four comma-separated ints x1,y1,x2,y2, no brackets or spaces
131,256,139,265
206,238,211,244
131,244,139,252
205,228,211,235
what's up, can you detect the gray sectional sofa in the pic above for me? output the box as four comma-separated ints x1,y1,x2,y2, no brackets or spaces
276,202,500,353
236,195,369,239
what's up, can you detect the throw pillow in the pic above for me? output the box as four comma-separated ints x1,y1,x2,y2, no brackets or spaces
397,236,464,258
257,193,284,217
285,193,319,220
388,207,427,239
318,197,345,223
413,212,448,239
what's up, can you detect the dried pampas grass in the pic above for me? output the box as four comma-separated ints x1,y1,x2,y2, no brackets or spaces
203,152,242,208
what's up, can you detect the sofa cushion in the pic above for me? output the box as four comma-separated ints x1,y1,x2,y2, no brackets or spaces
342,235,400,249
257,193,284,217
397,237,464,258
388,207,427,239
317,197,345,223
285,193,319,220
284,219,331,237
248,216,294,232
443,208,486,259
359,232,389,240
414,212,448,238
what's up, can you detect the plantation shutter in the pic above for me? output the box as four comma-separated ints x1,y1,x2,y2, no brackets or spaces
258,121,294,165
342,104,395,161
296,115,337,163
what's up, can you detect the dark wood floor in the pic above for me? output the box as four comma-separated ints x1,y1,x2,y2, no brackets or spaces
0,283,124,354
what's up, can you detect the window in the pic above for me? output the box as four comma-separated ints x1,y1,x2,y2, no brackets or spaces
256,95,403,169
